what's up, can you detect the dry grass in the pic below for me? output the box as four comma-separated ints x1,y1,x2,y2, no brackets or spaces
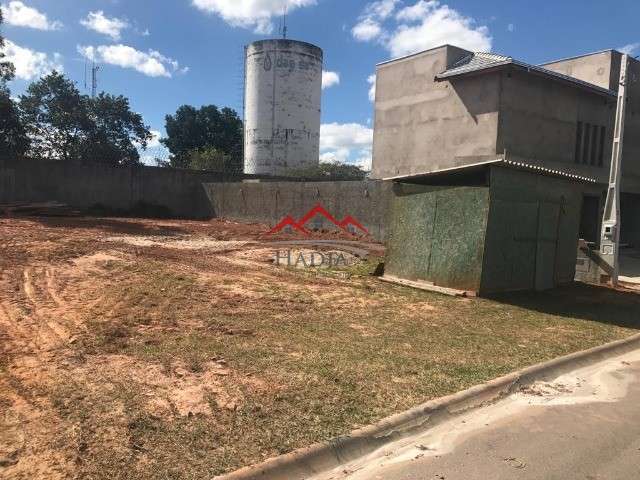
0,216,639,479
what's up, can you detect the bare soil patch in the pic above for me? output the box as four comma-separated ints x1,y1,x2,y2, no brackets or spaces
0,216,638,479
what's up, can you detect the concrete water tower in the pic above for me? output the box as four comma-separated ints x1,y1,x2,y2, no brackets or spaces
243,39,323,175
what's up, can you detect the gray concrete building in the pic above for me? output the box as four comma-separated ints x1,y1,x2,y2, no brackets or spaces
374,45,640,293
372,45,640,248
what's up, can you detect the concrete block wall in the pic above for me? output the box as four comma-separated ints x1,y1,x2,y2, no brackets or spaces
0,158,391,239
203,180,392,241
0,157,236,218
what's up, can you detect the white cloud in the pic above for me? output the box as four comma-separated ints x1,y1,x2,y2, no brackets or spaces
619,43,640,55
320,148,350,164
191,0,317,34
351,0,398,42
78,44,187,78
147,130,162,148
1,39,63,80
1,1,62,30
389,1,491,57
352,18,383,42
367,74,376,102
395,0,430,22
352,0,492,59
80,11,129,41
353,150,373,170
137,129,170,165
321,70,339,89
320,122,373,170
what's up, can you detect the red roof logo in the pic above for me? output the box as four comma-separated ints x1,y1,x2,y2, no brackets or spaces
268,203,369,236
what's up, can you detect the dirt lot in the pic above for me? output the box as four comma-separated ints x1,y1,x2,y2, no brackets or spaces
0,216,639,479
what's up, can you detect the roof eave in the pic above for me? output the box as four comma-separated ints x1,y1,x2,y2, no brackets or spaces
382,159,503,181
435,62,616,98
434,61,512,81
511,60,617,97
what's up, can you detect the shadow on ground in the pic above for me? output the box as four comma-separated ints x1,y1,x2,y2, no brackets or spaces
488,282,640,330
26,216,188,236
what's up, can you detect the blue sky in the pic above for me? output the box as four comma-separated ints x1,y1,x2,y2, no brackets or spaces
2,0,640,167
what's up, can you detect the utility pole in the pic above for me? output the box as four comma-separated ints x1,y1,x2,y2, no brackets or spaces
600,54,629,286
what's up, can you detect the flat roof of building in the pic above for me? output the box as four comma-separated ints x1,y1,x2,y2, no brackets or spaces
376,44,460,67
435,52,616,98
539,48,618,66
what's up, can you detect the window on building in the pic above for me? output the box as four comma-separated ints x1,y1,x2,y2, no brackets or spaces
583,123,591,165
575,122,583,164
575,122,606,167
590,123,599,165
598,126,606,167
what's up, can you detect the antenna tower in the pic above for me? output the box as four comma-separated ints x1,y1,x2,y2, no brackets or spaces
91,61,100,98
282,6,288,39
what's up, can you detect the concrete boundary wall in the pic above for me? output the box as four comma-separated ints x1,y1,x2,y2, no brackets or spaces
0,157,250,218
204,180,392,241
0,159,392,238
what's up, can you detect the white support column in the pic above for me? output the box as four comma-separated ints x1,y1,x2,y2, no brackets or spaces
600,54,629,286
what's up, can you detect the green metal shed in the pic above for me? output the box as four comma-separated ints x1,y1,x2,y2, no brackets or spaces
384,160,599,295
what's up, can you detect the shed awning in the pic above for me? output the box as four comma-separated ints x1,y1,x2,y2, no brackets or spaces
383,158,599,184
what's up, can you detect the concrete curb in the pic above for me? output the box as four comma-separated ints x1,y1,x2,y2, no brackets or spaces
215,332,640,480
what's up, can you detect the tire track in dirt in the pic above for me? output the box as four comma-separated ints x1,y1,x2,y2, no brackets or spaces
0,217,382,479
0,270,40,354
0,251,131,480
21,266,70,352
44,267,66,308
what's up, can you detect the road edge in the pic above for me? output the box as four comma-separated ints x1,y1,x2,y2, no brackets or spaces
215,332,640,480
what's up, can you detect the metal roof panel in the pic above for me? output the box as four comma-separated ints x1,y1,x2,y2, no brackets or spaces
383,158,599,184
435,52,616,97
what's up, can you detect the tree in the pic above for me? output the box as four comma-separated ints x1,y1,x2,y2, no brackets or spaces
0,9,28,158
0,9,15,83
19,72,151,164
162,104,243,170
185,146,229,171
283,162,368,180
20,71,92,160
85,93,151,165
0,88,29,158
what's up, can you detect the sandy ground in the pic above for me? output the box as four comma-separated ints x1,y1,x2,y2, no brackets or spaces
0,216,377,479
0,215,637,480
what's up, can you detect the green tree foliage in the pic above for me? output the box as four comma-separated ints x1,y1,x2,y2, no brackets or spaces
86,93,151,166
0,9,15,83
162,105,243,170
19,72,151,164
0,89,29,158
20,71,92,160
185,146,229,171
283,162,368,180
0,9,28,158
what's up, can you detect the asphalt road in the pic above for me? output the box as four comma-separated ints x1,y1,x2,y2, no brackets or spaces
315,350,640,480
